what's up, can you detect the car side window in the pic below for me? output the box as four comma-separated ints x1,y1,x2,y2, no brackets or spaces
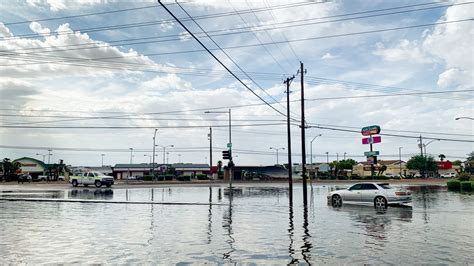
362,184,377,190
349,184,363,190
88,173,94,177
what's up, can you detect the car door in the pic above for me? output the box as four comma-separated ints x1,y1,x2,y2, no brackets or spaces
360,183,379,203
86,173,95,184
343,184,363,202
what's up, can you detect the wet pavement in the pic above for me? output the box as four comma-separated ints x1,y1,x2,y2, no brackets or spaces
0,184,472,264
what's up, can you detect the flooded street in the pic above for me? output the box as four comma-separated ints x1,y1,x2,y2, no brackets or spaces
0,184,472,264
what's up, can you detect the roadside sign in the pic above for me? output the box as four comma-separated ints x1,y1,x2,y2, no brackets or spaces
364,151,380,156
362,136,382,144
367,156,377,165
361,125,381,136
227,143,232,148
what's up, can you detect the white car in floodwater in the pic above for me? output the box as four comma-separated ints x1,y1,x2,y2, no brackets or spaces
327,183,412,208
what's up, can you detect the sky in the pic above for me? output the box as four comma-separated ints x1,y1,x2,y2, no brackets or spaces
0,0,473,167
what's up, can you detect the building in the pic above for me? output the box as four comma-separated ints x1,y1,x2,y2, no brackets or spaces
173,163,211,177
353,160,410,177
12,157,47,179
112,163,211,179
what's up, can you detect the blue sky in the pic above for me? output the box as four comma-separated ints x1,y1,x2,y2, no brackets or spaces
0,0,472,166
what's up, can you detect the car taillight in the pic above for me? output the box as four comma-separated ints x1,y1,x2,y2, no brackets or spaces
395,192,407,196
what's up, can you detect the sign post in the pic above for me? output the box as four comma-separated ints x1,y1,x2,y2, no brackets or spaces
361,125,381,177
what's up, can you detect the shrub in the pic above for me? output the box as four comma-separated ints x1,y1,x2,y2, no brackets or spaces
457,173,471,181
460,181,472,191
196,174,208,180
143,175,153,181
177,175,191,181
165,175,174,181
472,181,474,190
156,175,165,181
447,179,461,190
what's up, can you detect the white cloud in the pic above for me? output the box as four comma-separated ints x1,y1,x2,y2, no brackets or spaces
321,52,335,60
29,21,51,36
0,23,13,37
373,39,434,64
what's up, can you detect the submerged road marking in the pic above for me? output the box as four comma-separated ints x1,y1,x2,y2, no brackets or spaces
0,197,226,206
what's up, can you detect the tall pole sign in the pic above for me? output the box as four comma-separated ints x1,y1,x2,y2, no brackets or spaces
361,125,381,177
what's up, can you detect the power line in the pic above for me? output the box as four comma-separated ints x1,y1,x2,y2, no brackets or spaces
0,122,288,129
1,1,323,39
159,0,290,120
1,2,467,55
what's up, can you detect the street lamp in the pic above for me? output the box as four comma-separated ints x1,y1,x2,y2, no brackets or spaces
205,109,233,188
325,152,329,163
336,153,339,162
101,154,105,167
269,147,285,165
399,147,403,178
455,117,474,121
423,139,440,156
156,145,174,165
310,134,322,168
144,154,152,164
36,153,46,162
129,148,134,164
152,129,158,176
343,152,347,160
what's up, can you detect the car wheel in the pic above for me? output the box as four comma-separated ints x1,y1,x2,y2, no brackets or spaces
84,184,89,187
72,180,78,187
95,181,102,188
332,194,342,207
374,196,387,209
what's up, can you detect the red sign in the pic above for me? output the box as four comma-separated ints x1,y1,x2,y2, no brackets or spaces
437,161,452,169
362,136,382,144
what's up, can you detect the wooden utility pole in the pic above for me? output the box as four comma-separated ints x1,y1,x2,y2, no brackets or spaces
284,76,295,205
300,62,308,206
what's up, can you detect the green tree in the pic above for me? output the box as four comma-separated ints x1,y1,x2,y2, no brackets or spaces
406,155,438,177
1,158,21,182
438,154,446,161
452,160,462,166
465,151,474,174
378,165,387,176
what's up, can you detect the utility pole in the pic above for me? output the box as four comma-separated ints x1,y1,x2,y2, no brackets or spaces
419,135,424,178
299,61,308,206
326,152,329,164
343,152,347,160
284,76,295,205
101,154,105,167
152,129,157,177
209,127,212,178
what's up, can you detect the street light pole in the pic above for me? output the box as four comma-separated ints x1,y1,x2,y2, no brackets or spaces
36,153,46,162
310,134,322,168
129,148,133,164
270,147,285,165
47,149,52,164
399,147,403,178
326,152,329,163
343,152,347,160
423,139,440,156
152,129,158,177
101,154,105,167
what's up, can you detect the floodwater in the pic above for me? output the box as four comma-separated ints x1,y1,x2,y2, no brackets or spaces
0,184,472,264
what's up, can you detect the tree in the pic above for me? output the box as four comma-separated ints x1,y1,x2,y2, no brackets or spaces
438,154,446,161
406,155,438,177
378,165,387,176
452,160,462,166
1,158,21,182
465,151,474,174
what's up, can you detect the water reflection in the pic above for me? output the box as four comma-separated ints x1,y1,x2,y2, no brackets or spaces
68,189,113,200
288,204,298,264
329,204,412,247
301,206,312,263
207,187,213,244
222,190,235,262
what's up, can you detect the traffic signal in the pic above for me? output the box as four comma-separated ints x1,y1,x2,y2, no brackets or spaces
222,150,231,160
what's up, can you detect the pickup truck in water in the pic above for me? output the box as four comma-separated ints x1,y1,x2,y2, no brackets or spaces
70,172,114,188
